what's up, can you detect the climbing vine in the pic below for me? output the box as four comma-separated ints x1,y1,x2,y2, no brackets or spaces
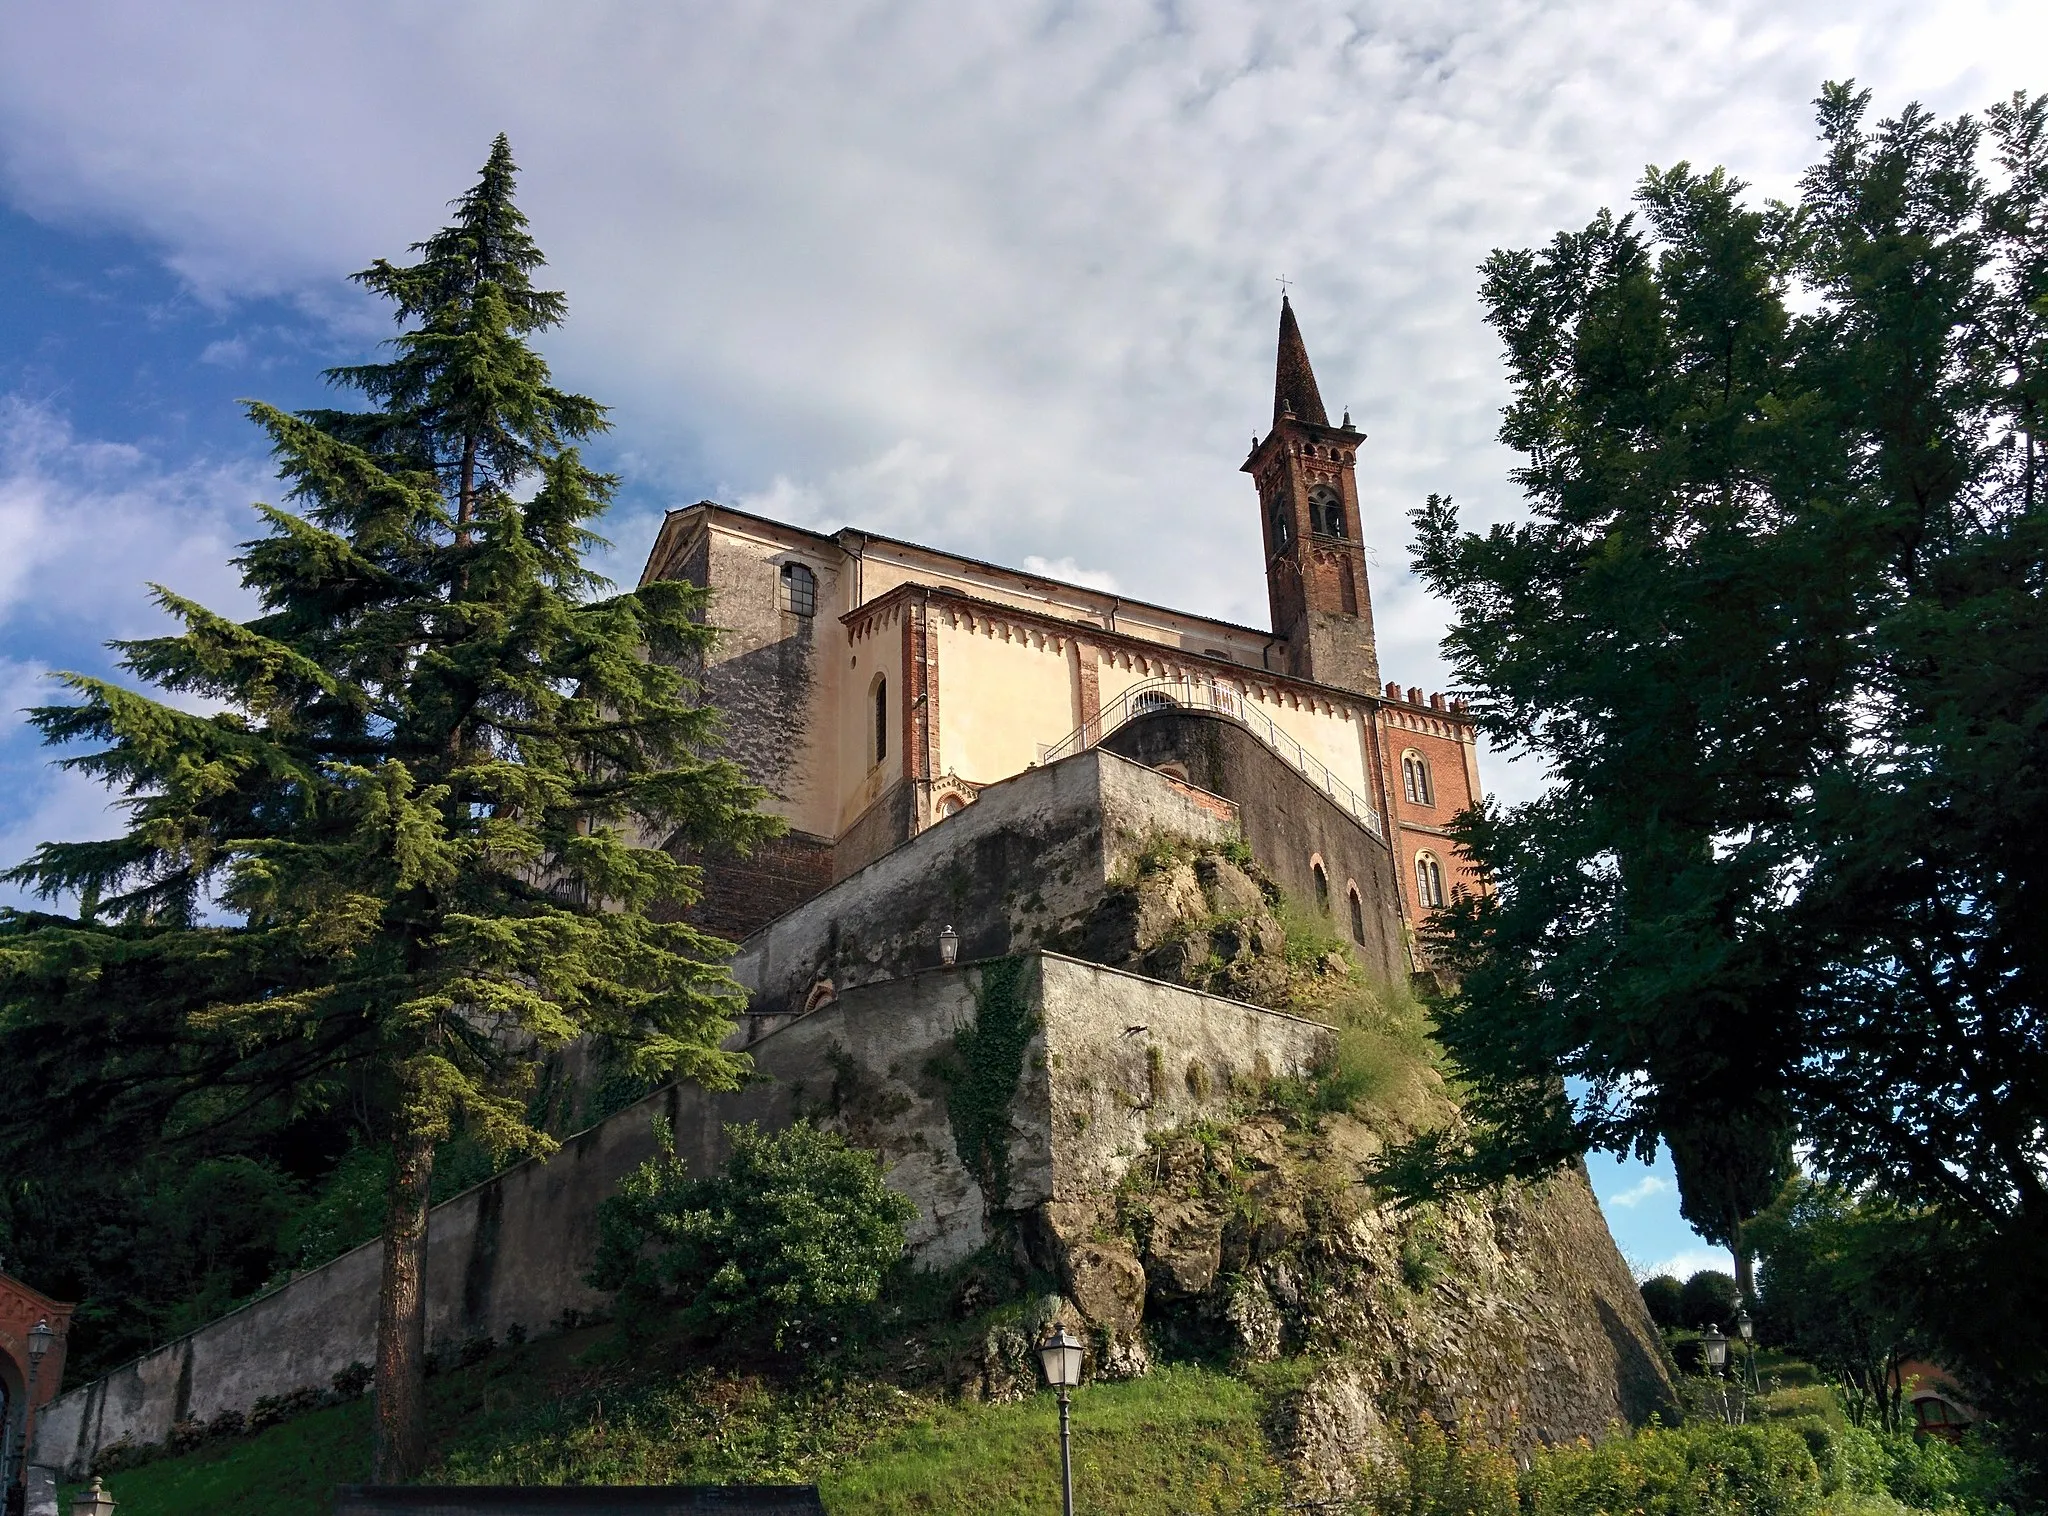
941,956,1035,1207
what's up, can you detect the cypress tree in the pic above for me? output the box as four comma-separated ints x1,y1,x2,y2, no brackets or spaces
0,136,775,1479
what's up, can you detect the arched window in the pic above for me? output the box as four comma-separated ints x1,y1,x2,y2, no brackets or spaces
1347,883,1366,944
1308,483,1344,538
1133,689,1180,717
872,675,888,766
780,561,816,616
1312,858,1330,912
1415,851,1446,910
1402,750,1433,807
1155,761,1191,783
936,792,967,819
1270,502,1292,551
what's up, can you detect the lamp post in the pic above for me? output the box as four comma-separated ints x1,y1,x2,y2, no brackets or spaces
12,1317,53,1499
1038,1324,1083,1516
939,924,960,967
1735,1306,1759,1400
1701,1322,1730,1424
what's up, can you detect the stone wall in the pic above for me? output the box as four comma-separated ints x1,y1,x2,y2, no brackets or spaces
730,748,1241,1021
1100,708,1408,982
31,953,1323,1478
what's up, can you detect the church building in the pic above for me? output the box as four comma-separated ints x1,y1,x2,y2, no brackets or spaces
638,299,1481,960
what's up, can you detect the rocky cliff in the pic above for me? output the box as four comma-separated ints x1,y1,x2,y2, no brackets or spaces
1011,833,1676,1495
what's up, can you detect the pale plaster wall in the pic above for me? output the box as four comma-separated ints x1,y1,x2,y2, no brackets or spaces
838,602,905,835
33,953,1325,1479
933,616,1080,784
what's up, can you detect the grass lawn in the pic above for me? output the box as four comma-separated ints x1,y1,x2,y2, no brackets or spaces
87,1362,1287,1516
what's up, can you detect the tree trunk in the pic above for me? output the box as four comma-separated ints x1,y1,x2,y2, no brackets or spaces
1730,1223,1755,1301
371,1128,436,1484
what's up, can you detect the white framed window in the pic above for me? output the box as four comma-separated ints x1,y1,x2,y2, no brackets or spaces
1402,750,1433,807
1415,851,1447,910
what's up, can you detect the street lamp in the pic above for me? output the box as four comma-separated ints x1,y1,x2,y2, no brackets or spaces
1734,1306,1759,1395
14,1317,53,1496
1038,1324,1084,1516
939,924,959,967
1701,1321,1728,1374
27,1319,52,1370
1701,1322,1731,1424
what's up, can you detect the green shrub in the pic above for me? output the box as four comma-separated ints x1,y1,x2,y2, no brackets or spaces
1523,1420,1826,1516
1681,1269,1741,1331
1360,1413,1519,1516
589,1118,917,1347
1641,1274,1686,1330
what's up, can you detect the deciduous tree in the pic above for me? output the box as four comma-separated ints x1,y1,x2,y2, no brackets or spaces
1394,84,2047,1467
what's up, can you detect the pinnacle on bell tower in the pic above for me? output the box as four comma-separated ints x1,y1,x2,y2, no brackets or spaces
1241,297,1381,695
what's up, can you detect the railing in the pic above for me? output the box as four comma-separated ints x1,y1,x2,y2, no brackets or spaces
1043,675,1384,839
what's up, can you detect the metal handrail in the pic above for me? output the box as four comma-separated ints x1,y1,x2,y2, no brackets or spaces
1043,675,1384,838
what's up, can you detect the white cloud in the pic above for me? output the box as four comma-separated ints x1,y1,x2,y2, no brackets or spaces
1637,1249,1733,1283
1022,556,1120,594
1603,1174,1673,1209
0,0,2042,832
0,395,263,634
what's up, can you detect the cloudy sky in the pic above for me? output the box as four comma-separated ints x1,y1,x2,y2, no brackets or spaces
3,0,2040,1275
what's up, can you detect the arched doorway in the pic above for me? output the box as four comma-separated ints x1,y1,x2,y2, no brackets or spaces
0,1270,73,1500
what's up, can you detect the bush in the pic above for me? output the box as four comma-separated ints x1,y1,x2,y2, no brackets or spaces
1524,1420,1825,1516
1681,1268,1741,1331
589,1118,918,1347
1641,1273,1685,1330
1361,1413,1519,1516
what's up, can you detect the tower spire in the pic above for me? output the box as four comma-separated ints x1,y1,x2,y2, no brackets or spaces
1273,295,1329,428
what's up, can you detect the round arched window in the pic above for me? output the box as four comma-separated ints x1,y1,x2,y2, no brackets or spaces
1415,851,1447,910
1402,750,1433,807
1133,690,1180,717
1308,483,1344,538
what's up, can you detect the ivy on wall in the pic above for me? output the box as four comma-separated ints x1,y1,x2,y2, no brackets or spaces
941,956,1035,1208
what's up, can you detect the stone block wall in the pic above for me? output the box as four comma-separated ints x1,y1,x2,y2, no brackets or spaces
1100,709,1408,982
32,953,1323,1478
730,747,1241,1021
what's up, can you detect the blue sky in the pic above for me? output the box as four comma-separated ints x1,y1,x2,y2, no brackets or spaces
4,0,2041,1279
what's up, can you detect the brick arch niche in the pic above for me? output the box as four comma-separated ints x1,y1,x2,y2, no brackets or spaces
1,1270,73,1491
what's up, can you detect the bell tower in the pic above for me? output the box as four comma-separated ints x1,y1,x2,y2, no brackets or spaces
1241,297,1380,694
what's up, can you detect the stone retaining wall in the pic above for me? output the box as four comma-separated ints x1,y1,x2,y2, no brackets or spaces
32,954,1325,1478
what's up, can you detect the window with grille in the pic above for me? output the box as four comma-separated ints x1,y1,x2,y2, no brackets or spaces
780,561,816,616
